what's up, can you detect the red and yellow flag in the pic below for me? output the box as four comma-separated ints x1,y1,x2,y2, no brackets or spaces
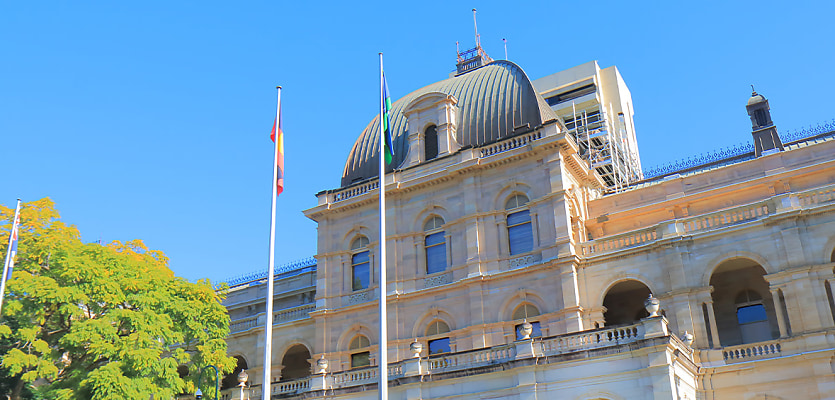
270,105,285,196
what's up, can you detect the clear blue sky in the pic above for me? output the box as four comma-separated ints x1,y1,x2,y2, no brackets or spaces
1,1,833,284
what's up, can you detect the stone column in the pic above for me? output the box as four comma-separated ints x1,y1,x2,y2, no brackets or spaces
704,299,721,348
770,288,789,338
496,219,508,258
559,262,584,333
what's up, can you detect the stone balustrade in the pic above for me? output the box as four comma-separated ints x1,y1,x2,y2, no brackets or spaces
579,188,835,258
229,304,316,335
229,315,259,334
540,324,641,356
427,343,516,372
274,304,316,323
681,202,769,234
480,130,543,157
273,377,310,394
797,183,835,207
331,180,380,203
580,226,657,255
722,340,782,362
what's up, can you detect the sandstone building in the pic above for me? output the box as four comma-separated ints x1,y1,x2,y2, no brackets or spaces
216,47,835,400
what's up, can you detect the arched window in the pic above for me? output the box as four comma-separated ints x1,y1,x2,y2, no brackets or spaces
424,216,446,274
505,194,533,255
349,335,371,368
424,125,438,160
425,319,451,354
351,237,370,291
512,303,542,340
754,108,768,127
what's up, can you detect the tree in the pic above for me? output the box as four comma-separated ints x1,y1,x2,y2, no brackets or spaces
0,199,234,399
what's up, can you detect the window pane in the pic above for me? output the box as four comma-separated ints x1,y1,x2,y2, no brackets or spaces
515,321,542,340
351,352,370,368
425,232,446,274
508,211,533,256
428,338,450,355
425,232,444,246
507,209,531,226
352,251,370,291
737,304,767,324
425,126,438,160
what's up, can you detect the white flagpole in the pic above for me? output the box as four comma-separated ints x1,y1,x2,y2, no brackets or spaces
0,199,22,317
378,52,389,400
262,86,281,400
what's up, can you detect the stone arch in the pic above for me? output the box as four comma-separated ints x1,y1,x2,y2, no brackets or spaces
413,205,451,232
493,182,534,211
280,344,311,381
701,251,775,287
412,308,456,338
595,275,656,309
337,323,375,352
601,279,653,326
221,354,249,390
709,257,779,346
498,290,547,322
341,226,374,251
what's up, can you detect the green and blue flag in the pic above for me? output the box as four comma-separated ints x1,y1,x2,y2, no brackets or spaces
382,73,394,165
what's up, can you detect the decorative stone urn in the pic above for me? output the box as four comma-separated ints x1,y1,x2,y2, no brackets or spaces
410,340,423,358
315,355,328,374
519,320,533,340
644,294,660,317
682,331,694,347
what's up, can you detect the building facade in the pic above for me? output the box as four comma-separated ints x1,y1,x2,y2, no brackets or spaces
217,55,835,400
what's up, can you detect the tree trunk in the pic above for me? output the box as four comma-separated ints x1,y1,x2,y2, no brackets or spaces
11,377,23,400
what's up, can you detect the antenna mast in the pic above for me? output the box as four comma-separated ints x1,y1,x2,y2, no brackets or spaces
503,38,507,60
473,9,479,47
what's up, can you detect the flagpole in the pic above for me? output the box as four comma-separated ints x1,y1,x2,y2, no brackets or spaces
0,199,22,316
262,86,281,400
378,52,389,400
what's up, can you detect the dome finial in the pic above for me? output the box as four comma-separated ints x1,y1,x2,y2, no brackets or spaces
751,84,757,96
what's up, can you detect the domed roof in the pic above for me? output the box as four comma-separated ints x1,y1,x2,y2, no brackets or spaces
747,92,766,106
341,60,559,187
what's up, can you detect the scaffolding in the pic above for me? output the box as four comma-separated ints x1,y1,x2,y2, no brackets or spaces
564,103,642,192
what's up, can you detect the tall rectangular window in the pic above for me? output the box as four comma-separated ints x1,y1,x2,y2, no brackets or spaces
425,232,446,274
507,210,533,255
352,251,370,291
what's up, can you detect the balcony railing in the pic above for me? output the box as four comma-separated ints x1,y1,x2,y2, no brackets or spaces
228,304,316,334
579,187,834,257
722,340,782,362
265,319,671,396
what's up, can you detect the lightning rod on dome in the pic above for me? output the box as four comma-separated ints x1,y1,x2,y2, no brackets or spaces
472,9,479,47
503,38,507,60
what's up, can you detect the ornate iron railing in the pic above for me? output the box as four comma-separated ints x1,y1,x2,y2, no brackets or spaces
641,119,835,180
222,256,317,288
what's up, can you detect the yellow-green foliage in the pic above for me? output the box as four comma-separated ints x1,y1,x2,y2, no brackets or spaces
0,199,234,399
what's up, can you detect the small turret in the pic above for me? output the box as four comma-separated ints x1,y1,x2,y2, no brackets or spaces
746,87,784,157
